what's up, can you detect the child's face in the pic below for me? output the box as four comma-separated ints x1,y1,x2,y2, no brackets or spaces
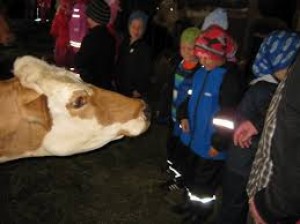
129,19,144,42
180,43,197,62
199,56,225,71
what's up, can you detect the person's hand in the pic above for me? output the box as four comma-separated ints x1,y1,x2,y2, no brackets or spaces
233,120,258,148
248,198,267,224
132,90,142,98
208,147,219,157
180,119,190,133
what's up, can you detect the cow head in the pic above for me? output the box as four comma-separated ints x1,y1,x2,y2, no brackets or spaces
0,56,150,162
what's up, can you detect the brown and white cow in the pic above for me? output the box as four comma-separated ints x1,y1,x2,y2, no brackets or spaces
0,56,150,163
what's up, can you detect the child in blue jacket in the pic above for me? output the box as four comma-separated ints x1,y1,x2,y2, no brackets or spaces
176,25,243,222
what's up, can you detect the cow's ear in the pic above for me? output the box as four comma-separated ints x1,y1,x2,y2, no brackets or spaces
67,90,89,109
19,86,52,132
21,86,42,104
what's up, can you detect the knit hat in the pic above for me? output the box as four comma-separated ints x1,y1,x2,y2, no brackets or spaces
128,10,148,32
201,8,228,31
194,25,237,61
252,30,300,77
180,27,201,45
86,0,111,25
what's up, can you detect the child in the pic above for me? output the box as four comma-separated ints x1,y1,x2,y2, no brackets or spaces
219,30,300,224
175,25,243,222
75,0,116,90
115,11,151,98
162,27,201,191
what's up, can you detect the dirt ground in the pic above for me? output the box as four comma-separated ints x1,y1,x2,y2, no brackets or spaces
0,123,187,224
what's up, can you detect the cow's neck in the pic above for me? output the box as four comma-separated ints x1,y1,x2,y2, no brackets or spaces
0,78,52,161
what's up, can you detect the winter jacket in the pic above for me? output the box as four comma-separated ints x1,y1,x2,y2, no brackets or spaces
75,25,116,89
115,37,152,97
177,62,242,160
227,76,278,176
237,76,278,133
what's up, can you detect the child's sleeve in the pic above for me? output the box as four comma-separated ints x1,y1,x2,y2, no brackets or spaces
211,63,244,151
237,82,277,133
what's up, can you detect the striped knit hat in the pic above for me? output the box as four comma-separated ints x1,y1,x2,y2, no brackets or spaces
252,30,300,77
194,25,237,61
86,0,111,25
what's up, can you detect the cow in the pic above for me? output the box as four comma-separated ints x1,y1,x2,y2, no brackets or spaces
0,56,150,163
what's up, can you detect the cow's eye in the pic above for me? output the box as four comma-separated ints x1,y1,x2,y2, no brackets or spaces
72,96,87,109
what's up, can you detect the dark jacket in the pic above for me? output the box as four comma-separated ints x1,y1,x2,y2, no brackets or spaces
227,77,278,176
237,77,278,133
115,37,152,97
75,25,116,89
254,57,300,223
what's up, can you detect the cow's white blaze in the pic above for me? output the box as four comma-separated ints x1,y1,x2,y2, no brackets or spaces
43,117,117,156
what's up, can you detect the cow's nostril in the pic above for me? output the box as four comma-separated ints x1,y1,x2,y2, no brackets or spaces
143,104,152,121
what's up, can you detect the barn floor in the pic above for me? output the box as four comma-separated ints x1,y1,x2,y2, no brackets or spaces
0,123,185,224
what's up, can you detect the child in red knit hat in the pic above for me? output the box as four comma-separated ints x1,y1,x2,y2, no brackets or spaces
174,25,243,223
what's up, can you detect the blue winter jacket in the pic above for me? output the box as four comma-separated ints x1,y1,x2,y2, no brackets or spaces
180,66,227,160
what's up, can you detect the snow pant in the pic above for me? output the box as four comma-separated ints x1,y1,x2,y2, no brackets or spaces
176,148,224,223
182,149,224,197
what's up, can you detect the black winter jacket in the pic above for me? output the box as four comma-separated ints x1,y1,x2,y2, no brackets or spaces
75,25,116,89
237,79,278,134
115,37,152,97
227,78,278,176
